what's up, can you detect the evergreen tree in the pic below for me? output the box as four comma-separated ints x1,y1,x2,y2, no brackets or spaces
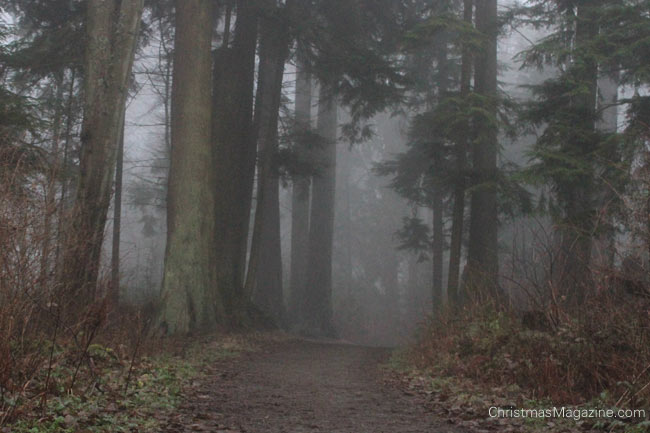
515,0,649,303
465,0,500,300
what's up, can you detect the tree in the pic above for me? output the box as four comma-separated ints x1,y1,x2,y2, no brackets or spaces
300,89,338,336
159,0,221,334
212,0,260,324
447,0,472,304
465,0,499,300
431,20,451,312
110,112,125,305
245,0,295,324
519,0,613,303
289,54,312,321
2,0,86,292
376,0,478,310
59,0,143,308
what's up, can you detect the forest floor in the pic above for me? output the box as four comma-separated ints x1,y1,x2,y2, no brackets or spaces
8,332,644,433
162,339,462,433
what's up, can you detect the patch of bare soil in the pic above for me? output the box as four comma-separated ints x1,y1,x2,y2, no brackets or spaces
163,340,464,433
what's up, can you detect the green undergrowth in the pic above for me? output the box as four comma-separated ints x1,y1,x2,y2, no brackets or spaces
3,333,268,433
390,304,650,433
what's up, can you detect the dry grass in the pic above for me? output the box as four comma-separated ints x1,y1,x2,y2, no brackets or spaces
410,290,650,408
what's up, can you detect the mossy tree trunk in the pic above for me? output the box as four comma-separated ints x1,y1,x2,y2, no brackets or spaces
159,0,223,334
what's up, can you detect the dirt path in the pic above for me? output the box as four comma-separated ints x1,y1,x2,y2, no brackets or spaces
163,340,463,433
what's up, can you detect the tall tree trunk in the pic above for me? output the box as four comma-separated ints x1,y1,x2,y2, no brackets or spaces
212,0,259,324
110,112,125,306
340,144,354,298
432,31,450,312
59,0,143,309
594,73,618,268
646,150,650,261
254,167,284,323
557,0,599,304
245,1,292,324
447,0,472,305
432,180,444,312
55,69,77,269
300,89,337,336
381,246,400,342
406,255,421,322
466,0,499,301
289,55,312,320
159,0,222,334
41,72,65,292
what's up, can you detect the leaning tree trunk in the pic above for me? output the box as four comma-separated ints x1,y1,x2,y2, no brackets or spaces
159,0,223,334
465,0,499,301
447,0,472,305
58,0,143,310
289,55,312,321
245,2,292,325
212,0,259,325
300,89,337,337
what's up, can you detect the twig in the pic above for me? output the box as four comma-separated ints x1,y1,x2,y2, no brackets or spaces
124,313,148,395
41,303,61,413
69,319,101,392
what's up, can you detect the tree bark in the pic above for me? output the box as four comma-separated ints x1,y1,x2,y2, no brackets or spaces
300,89,337,336
58,0,143,309
245,1,292,324
41,72,65,292
55,69,77,269
447,0,472,305
110,111,125,306
432,180,444,312
159,0,222,334
465,0,499,301
289,55,312,320
212,0,259,324
432,29,450,312
594,73,618,268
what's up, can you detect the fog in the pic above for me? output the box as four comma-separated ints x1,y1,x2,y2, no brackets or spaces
102,19,574,345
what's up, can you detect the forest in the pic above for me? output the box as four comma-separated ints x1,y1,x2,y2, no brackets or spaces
0,0,649,432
